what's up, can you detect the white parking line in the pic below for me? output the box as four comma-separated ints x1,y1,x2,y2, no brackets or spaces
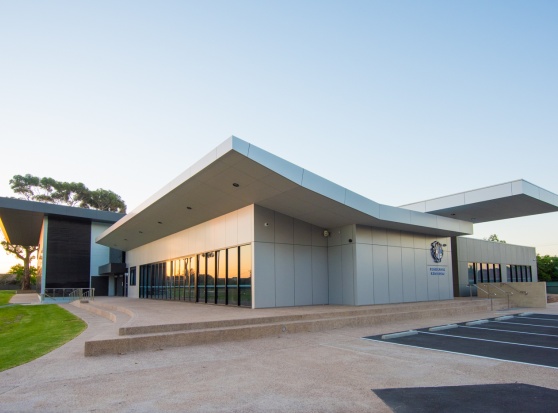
514,316,558,322
492,321,558,329
419,331,558,351
361,337,558,370
461,325,558,338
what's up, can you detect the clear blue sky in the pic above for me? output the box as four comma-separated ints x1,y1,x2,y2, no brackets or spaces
1,1,557,271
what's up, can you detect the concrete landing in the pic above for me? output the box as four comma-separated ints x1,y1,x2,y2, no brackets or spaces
3,299,557,412
73,298,490,356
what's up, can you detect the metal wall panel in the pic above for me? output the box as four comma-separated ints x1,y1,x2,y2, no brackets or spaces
372,228,387,245
293,219,312,245
294,245,313,305
253,242,275,308
402,248,416,302
388,246,403,303
414,249,428,301
274,213,294,244
342,244,355,305
328,246,343,304
312,246,329,304
387,231,402,247
275,244,295,307
373,245,389,304
355,244,374,305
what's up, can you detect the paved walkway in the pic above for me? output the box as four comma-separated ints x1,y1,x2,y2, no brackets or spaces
8,292,41,305
1,298,557,412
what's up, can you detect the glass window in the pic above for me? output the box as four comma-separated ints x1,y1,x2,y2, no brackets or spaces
197,254,206,303
239,245,252,307
467,263,475,285
488,264,494,283
227,247,238,306
206,252,216,304
217,250,227,305
494,264,501,282
147,264,153,298
137,245,251,307
129,267,136,286
481,263,488,283
160,263,166,300
166,261,173,300
188,256,196,302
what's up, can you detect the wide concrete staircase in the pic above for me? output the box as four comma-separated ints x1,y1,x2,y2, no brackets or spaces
79,299,489,356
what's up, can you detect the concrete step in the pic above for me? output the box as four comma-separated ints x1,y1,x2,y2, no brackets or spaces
84,300,488,356
71,300,134,323
118,299,488,336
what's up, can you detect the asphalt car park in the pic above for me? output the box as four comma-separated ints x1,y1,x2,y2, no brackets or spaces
363,313,558,368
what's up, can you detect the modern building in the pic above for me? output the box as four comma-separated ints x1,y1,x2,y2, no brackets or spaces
0,197,125,296
90,136,558,308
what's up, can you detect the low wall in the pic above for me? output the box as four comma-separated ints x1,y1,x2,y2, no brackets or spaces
477,282,547,308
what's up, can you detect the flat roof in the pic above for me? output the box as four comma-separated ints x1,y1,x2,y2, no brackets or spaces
97,137,474,251
400,180,558,223
0,197,124,245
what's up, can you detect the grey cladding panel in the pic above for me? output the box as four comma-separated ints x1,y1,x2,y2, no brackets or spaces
275,244,295,307
253,242,276,308
294,245,313,306
293,219,312,245
388,247,403,303
312,247,328,304
328,246,343,304
414,249,428,301
355,244,374,305
373,245,389,304
274,213,294,244
402,248,416,302
342,244,355,305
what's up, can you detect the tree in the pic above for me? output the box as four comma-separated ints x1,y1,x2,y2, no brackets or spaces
1,242,38,290
484,234,506,243
8,264,38,286
9,174,126,213
87,188,127,213
536,254,558,282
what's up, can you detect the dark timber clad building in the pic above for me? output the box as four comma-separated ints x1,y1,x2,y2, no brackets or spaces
0,197,124,297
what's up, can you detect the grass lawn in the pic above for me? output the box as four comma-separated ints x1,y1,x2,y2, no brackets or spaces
0,290,15,305
0,304,86,372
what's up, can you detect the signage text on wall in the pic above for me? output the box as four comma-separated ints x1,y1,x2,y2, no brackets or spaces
428,266,447,277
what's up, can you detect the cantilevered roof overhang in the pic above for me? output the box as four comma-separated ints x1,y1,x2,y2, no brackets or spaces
400,180,558,223
97,137,474,251
0,197,124,246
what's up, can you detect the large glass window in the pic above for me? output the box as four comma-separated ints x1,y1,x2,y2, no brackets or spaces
198,254,206,303
206,252,216,304
467,263,475,285
239,245,252,307
217,250,226,305
481,263,488,283
467,262,533,283
129,267,136,286
227,247,238,306
494,264,501,282
137,244,252,307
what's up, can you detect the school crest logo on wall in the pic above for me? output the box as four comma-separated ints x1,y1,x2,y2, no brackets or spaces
430,241,444,263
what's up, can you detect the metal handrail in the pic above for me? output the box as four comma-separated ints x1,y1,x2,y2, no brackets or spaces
500,282,528,295
469,284,498,311
42,288,95,302
490,284,512,310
